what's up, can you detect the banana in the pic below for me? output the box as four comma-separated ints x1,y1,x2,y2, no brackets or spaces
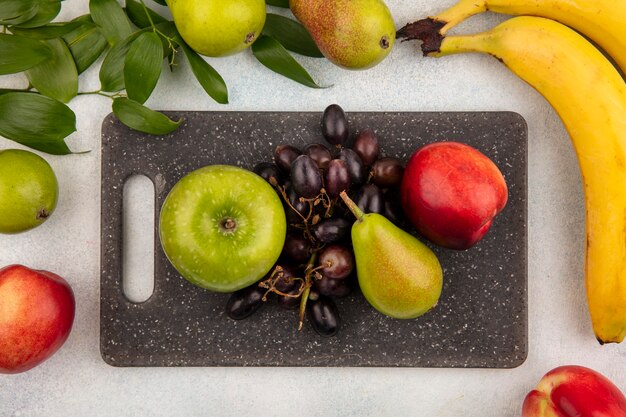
398,0,626,75
401,16,626,343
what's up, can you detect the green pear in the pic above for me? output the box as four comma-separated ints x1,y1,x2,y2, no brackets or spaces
290,0,396,69
340,192,443,319
168,0,266,57
0,149,58,234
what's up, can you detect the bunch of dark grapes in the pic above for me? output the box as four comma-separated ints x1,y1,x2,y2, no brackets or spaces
225,104,406,337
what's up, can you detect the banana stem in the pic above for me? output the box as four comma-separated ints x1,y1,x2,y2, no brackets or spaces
434,33,494,57
435,0,487,34
396,0,490,55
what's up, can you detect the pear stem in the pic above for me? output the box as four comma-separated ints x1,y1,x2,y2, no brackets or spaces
339,191,365,222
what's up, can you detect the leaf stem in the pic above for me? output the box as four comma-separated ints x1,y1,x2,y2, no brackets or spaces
77,90,123,100
139,0,178,65
139,0,158,32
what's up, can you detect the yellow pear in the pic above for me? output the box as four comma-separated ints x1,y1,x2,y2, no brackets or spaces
290,0,395,69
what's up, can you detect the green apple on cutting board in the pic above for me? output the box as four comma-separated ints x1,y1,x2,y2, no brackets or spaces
159,165,287,292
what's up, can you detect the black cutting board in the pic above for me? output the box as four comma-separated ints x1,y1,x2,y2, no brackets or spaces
100,111,527,368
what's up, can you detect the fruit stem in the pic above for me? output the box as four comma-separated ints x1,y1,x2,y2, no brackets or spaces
433,32,496,58
298,252,318,331
396,18,446,55
433,0,486,35
298,287,310,331
339,191,365,222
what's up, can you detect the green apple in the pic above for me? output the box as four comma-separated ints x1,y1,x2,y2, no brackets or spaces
168,0,266,57
0,149,58,234
159,165,286,292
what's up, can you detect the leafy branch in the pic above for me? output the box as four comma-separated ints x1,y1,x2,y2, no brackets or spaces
0,0,325,155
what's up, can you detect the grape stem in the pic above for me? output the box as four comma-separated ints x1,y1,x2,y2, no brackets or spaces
298,252,319,331
340,191,365,222
259,266,305,300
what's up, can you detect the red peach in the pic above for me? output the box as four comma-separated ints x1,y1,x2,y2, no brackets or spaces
400,141,508,250
522,365,626,417
0,265,75,374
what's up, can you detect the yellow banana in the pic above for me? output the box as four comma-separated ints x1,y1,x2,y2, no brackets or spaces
401,16,626,343
398,0,626,74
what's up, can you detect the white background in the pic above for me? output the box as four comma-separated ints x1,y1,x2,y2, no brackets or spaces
1,1,625,416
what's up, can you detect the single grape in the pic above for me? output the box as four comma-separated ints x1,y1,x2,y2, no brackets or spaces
355,183,385,214
315,275,352,298
278,290,301,310
225,284,265,320
307,295,340,337
321,104,349,147
273,266,301,309
325,159,351,198
253,162,283,185
371,157,405,188
312,217,351,243
383,188,405,225
282,233,312,263
291,155,323,199
304,143,332,170
274,265,299,292
338,148,365,185
352,128,380,166
318,244,354,279
285,185,309,224
274,145,301,173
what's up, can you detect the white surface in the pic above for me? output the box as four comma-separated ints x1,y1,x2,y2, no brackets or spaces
2,1,626,416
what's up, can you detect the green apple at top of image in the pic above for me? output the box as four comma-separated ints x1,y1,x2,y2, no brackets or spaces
168,0,267,57
159,165,286,292
0,149,58,234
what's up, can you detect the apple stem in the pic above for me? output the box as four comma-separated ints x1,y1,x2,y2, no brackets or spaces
339,191,365,222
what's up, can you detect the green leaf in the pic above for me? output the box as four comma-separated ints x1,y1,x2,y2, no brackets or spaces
10,21,83,39
99,30,143,92
178,37,228,104
90,0,133,46
126,0,166,29
26,37,78,103
252,35,323,89
151,0,166,5
0,88,33,96
0,33,52,75
112,97,181,135
62,21,108,74
15,0,61,28
266,0,289,7
100,22,173,92
0,0,38,25
72,13,95,23
124,31,163,104
0,92,75,154
262,14,322,58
